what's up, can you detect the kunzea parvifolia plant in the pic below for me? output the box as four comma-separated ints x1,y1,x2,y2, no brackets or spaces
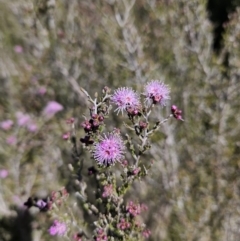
24,80,183,241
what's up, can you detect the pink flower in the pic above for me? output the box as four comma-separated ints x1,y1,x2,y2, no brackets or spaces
126,201,141,217
93,133,125,166
0,169,8,179
73,233,82,241
66,117,75,124
171,105,184,120
16,112,31,127
62,132,70,140
117,218,130,230
37,86,47,95
14,45,23,53
111,87,140,115
0,120,13,130
49,220,67,236
6,136,17,145
132,167,140,175
120,160,128,167
102,184,113,198
141,203,148,212
95,229,108,241
43,101,63,117
27,122,38,132
142,229,151,238
144,80,170,106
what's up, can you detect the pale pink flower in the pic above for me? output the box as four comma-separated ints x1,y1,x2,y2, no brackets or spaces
126,201,141,217
62,132,70,140
37,86,47,95
6,136,17,145
0,120,13,130
111,87,140,115
43,101,63,117
14,45,23,53
66,117,75,124
144,80,170,106
95,229,108,241
0,169,8,179
16,112,31,127
117,218,130,230
27,122,38,132
93,133,125,166
102,184,113,198
141,204,148,212
142,229,151,238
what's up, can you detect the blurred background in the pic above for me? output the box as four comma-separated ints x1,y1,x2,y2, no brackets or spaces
1,0,240,240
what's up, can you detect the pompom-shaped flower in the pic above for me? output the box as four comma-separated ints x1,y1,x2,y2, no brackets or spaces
144,80,170,106
93,133,125,166
111,87,140,115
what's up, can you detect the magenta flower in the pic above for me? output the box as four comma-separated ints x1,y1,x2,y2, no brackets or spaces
43,101,63,117
144,80,170,106
0,120,13,130
49,220,67,236
93,133,125,166
111,87,140,115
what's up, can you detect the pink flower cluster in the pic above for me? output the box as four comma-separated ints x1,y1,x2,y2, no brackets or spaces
171,105,183,120
142,229,151,238
126,202,148,217
102,184,113,198
117,218,131,230
95,229,108,241
81,114,104,133
48,220,67,236
126,201,141,217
